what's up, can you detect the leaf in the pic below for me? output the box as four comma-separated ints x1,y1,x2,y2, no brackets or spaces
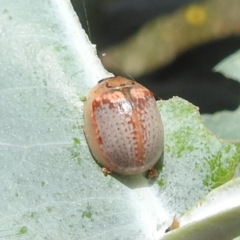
202,50,240,142
160,177,240,240
202,106,240,141
160,206,240,240
101,0,240,77
180,177,240,226
214,49,240,83
156,98,240,214
1,1,240,239
169,46,240,240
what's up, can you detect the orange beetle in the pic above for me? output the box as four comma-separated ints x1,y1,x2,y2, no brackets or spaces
84,76,164,175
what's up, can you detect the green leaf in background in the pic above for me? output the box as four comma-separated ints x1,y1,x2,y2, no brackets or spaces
203,106,240,142
1,0,240,239
214,49,240,83
202,50,240,142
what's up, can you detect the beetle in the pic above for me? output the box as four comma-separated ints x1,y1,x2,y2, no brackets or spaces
83,76,164,176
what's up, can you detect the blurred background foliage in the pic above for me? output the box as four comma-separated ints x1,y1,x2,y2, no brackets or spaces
71,0,240,114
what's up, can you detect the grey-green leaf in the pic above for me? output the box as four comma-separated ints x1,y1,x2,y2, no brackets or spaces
161,177,240,240
160,206,240,240
214,49,240,83
1,0,240,239
203,106,240,141
202,49,240,142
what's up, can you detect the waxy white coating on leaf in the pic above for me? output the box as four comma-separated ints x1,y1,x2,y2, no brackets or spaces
84,76,164,175
179,177,240,227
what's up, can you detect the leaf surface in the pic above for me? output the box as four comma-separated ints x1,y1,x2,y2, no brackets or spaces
1,1,240,239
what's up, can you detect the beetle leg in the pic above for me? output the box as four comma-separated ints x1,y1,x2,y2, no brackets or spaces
147,168,158,178
102,167,112,176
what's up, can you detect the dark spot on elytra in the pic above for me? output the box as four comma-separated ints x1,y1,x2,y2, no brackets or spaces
97,136,103,145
